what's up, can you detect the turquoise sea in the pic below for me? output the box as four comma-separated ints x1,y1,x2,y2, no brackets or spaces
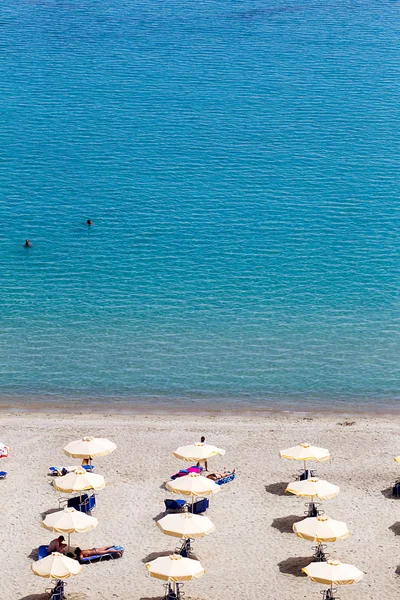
0,0,399,411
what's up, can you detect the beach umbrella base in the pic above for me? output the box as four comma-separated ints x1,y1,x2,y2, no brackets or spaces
321,587,338,600
163,581,185,599
311,543,328,562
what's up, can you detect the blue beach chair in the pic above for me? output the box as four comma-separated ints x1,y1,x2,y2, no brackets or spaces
38,545,50,560
59,493,96,513
45,579,65,600
188,497,209,514
164,499,187,513
49,465,95,476
0,471,7,479
78,545,124,564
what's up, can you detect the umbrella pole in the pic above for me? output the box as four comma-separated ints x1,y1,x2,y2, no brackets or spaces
68,533,70,553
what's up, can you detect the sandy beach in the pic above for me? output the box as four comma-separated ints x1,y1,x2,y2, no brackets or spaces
1,410,399,600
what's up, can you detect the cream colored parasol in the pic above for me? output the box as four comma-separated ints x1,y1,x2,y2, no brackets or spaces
166,473,220,509
280,443,330,473
285,478,339,501
63,437,116,466
31,552,82,579
173,443,225,462
53,468,105,501
303,559,363,596
42,507,98,551
157,512,215,539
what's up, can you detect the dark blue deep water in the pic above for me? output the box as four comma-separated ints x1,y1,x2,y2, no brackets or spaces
0,0,399,410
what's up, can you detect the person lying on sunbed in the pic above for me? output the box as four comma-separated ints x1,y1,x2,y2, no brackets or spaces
207,468,235,480
73,545,123,559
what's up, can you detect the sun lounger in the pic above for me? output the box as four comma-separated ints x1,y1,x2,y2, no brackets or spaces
38,545,50,560
176,538,193,558
78,545,124,564
207,469,235,485
59,493,96,513
188,497,209,514
164,499,188,513
0,471,7,479
49,465,94,476
46,579,65,600
299,469,316,481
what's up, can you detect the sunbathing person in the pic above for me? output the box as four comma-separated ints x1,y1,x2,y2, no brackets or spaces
207,468,235,481
73,545,123,559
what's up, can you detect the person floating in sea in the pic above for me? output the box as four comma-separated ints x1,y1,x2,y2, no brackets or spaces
86,219,93,226
23,239,32,247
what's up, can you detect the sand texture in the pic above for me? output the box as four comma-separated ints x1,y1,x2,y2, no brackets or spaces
0,411,399,600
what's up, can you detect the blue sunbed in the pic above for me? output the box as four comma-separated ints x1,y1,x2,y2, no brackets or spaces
46,579,65,600
38,545,50,560
59,493,96,513
164,499,187,513
0,471,7,479
78,545,124,564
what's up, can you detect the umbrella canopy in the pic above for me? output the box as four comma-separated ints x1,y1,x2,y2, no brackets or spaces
303,560,363,586
285,478,339,501
0,443,8,458
146,554,205,582
31,553,82,579
53,469,105,493
42,507,98,534
173,443,225,462
293,515,349,543
157,512,215,539
63,437,116,459
166,473,220,498
394,456,400,464
279,443,330,469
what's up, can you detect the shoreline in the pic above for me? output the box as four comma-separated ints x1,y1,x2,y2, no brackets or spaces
0,393,399,417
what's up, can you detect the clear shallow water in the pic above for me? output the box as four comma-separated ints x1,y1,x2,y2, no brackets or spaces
0,0,399,411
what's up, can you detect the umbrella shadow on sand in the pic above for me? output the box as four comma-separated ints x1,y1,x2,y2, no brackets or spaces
381,486,395,498
390,522,400,535
265,482,288,496
142,551,173,564
19,596,47,600
40,507,60,519
153,511,166,522
271,515,303,533
278,556,313,577
28,548,40,560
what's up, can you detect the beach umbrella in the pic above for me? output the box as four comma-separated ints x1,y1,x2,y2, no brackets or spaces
0,443,9,458
42,507,98,551
166,473,220,508
293,515,349,543
31,552,82,579
63,437,116,466
286,478,339,517
53,468,105,501
157,512,215,539
146,553,204,596
279,443,330,472
286,478,339,501
173,443,225,463
394,456,400,464
303,559,363,596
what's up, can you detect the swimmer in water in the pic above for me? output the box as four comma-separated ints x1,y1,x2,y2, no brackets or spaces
86,219,93,226
23,239,32,247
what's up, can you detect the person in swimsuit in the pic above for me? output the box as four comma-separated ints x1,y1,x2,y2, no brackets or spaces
23,239,32,247
74,546,123,559
86,219,93,226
